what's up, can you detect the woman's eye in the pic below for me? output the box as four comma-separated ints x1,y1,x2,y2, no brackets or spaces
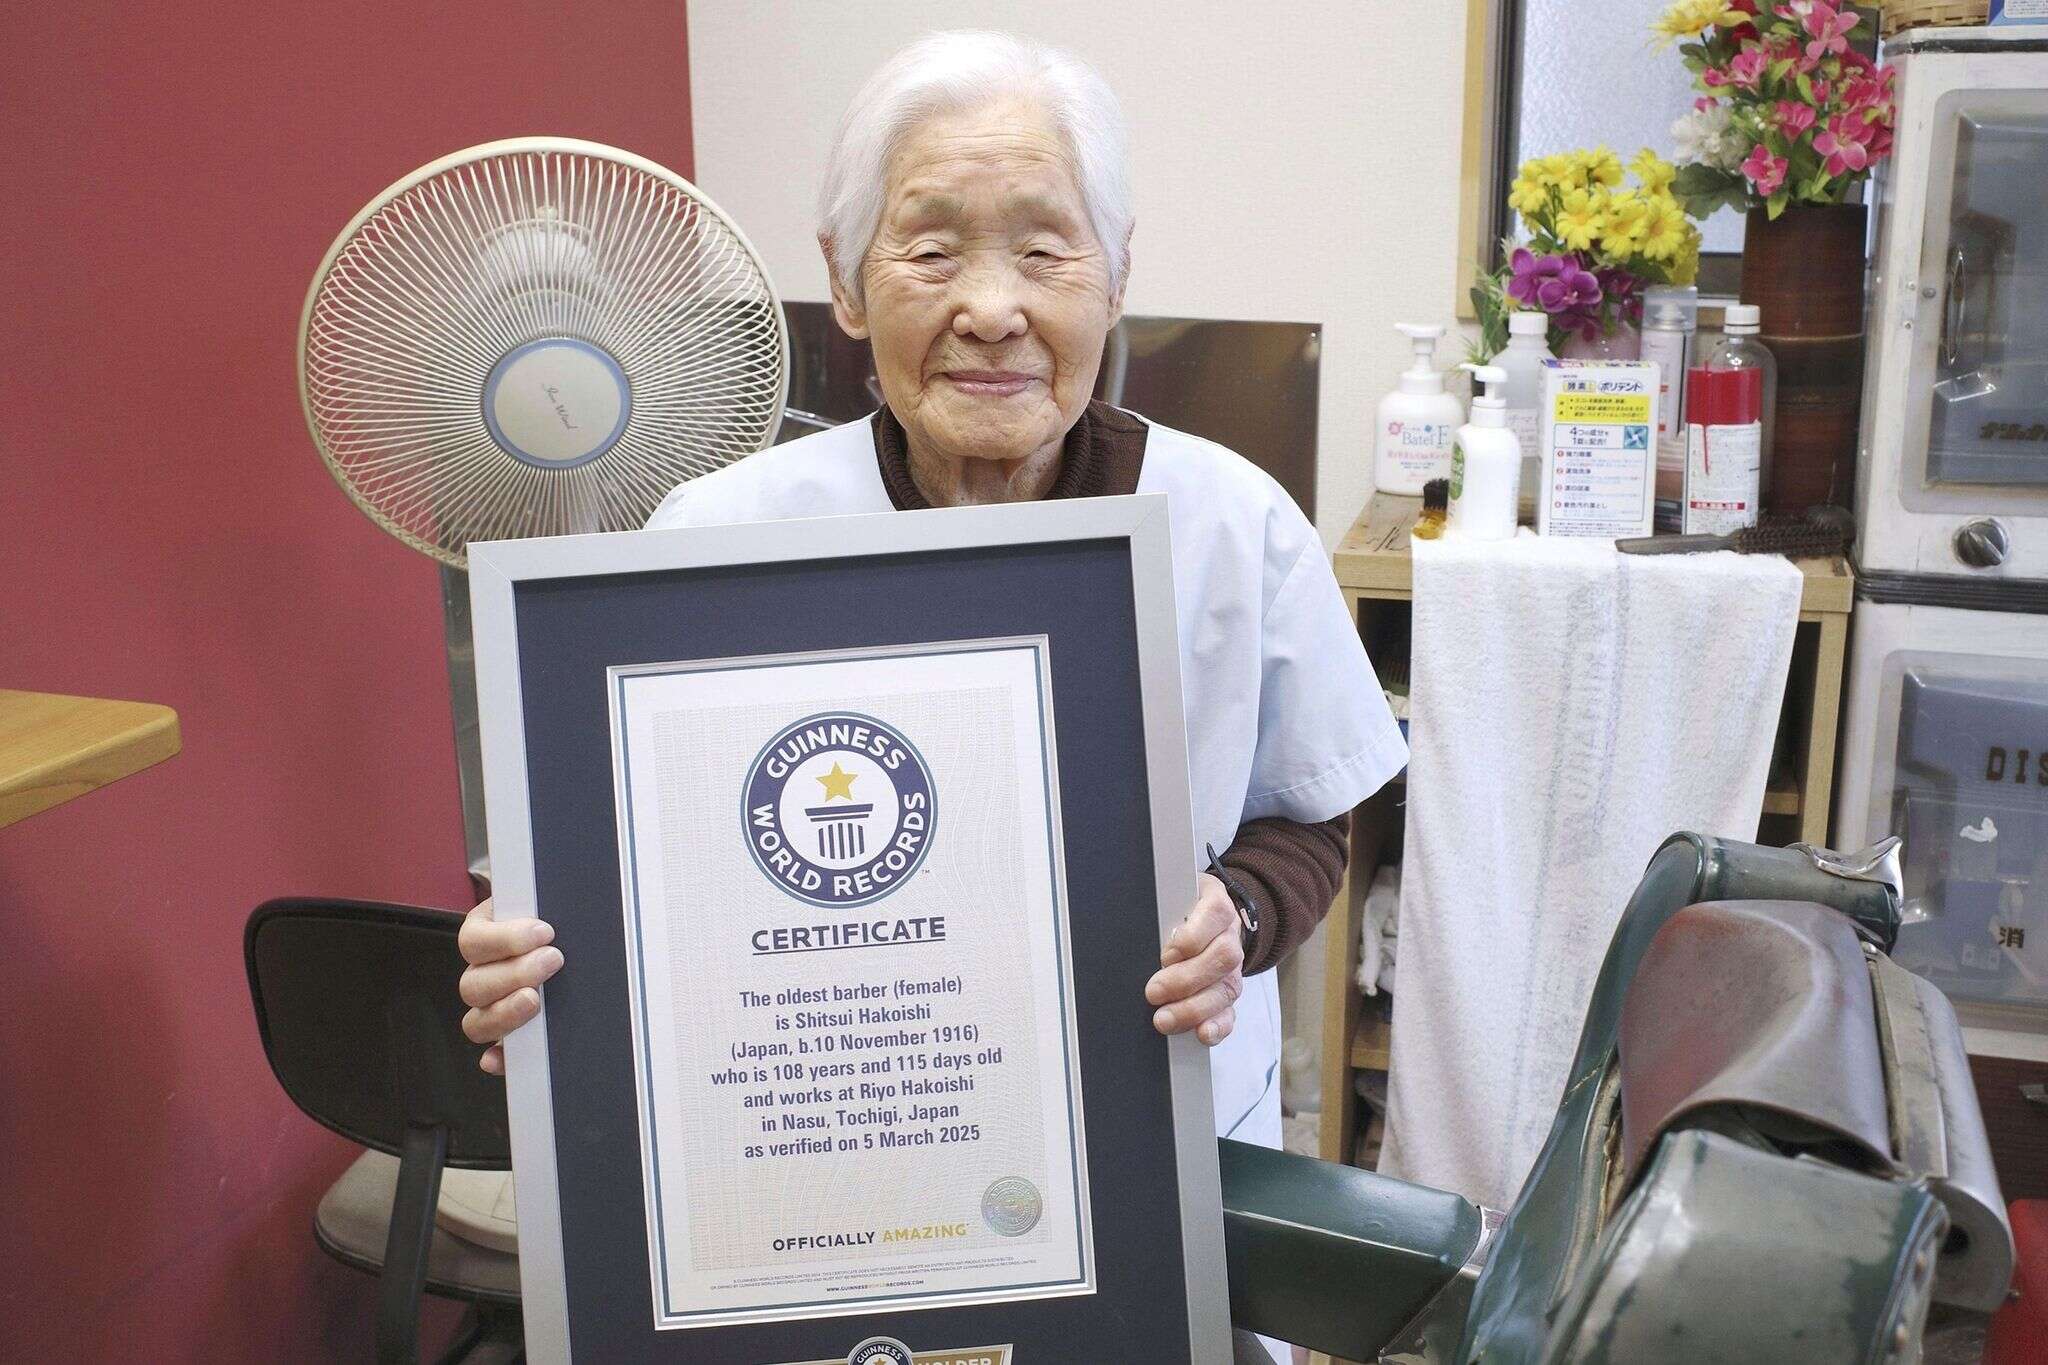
915,250,949,263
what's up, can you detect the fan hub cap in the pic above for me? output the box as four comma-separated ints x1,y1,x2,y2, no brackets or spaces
481,337,632,469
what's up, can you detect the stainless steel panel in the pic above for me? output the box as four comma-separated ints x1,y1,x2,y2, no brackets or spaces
776,302,1323,522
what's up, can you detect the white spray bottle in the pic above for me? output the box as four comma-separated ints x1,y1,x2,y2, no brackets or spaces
1449,363,1521,541
1375,323,1462,495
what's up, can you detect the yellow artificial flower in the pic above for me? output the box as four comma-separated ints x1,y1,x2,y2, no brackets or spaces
1631,148,1678,195
1641,200,1694,263
1669,238,1702,287
1556,188,1605,251
1652,0,1742,47
1509,166,1551,218
1584,146,1626,189
1601,188,1653,252
1538,153,1581,191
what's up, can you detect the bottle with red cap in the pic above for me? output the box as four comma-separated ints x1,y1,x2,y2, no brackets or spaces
1682,304,1777,535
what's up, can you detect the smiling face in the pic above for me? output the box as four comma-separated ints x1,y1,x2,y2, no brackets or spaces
829,95,1124,477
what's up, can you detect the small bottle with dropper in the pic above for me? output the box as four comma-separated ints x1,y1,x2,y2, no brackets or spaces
1449,363,1521,541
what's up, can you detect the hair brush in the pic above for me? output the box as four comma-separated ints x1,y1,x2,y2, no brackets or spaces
1617,505,1854,558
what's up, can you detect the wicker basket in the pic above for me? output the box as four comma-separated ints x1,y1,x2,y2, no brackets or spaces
1880,0,1990,37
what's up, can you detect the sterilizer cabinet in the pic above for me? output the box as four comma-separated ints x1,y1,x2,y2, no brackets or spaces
1857,27,2048,579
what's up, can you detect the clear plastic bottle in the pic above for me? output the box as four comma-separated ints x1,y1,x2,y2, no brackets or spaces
1708,304,1776,491
1682,303,1778,533
1494,311,1553,513
1641,302,1691,529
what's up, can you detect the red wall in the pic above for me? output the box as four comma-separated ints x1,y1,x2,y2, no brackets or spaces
0,7,692,1359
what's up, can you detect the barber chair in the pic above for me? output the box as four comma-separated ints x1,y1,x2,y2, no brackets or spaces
245,899,522,1364
247,837,2013,1363
1219,834,2016,1362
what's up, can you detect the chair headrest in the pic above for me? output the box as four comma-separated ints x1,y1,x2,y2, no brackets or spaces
1617,898,1892,1185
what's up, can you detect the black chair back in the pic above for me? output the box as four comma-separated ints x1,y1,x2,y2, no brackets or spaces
246,898,510,1363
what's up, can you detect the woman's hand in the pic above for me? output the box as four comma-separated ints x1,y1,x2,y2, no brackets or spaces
457,896,565,1075
1145,872,1244,1046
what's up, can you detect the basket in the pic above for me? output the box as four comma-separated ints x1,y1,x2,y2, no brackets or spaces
1880,0,1990,37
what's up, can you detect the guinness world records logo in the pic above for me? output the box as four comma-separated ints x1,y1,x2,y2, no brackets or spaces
743,711,936,908
845,1338,914,1365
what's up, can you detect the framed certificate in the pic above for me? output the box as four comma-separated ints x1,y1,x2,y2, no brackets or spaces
470,495,1231,1364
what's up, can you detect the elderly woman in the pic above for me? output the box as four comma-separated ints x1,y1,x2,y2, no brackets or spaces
458,30,1403,1358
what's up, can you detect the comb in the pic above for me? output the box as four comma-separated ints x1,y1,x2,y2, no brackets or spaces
1617,506,1854,559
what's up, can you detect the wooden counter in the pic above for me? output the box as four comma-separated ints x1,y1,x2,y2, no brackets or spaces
0,689,181,828
1333,491,1855,613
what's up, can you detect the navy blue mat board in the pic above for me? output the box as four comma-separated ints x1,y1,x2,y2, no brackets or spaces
510,539,1196,1362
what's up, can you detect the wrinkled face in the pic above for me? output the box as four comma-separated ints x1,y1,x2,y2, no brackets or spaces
830,95,1123,467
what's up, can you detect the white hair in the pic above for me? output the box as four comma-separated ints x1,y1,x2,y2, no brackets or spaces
816,30,1132,305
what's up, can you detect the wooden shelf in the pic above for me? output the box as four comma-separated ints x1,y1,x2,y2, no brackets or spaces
0,689,180,828
1350,1010,1392,1071
1332,492,1856,615
1763,761,1801,817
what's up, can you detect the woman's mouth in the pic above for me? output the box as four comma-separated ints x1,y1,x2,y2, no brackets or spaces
941,371,1038,397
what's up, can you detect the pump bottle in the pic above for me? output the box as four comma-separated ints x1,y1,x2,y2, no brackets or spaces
1449,364,1521,541
1375,323,1463,495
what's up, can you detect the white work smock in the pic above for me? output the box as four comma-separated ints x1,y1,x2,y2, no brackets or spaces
645,409,1407,1149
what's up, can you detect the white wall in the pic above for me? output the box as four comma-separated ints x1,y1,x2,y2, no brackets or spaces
685,0,1476,549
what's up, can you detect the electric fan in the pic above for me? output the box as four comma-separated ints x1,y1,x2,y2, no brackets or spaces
299,137,788,567
298,138,789,879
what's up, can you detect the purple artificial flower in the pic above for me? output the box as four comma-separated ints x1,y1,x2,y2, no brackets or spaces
1505,248,1559,308
1535,261,1602,315
1507,248,1603,313
1594,266,1644,326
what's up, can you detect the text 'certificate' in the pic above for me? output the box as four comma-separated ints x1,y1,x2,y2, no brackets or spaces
609,638,1094,1330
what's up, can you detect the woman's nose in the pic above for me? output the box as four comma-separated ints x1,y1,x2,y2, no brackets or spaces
950,263,1027,343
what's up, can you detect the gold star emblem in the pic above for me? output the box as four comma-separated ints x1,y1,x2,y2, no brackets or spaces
816,761,858,801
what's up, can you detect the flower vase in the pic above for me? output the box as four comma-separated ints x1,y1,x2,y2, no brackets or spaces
1558,319,1642,361
1740,202,1867,513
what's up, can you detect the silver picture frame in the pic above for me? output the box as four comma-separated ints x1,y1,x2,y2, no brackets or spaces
468,493,1229,1363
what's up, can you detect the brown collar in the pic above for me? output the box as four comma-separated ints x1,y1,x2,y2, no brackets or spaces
871,399,1148,510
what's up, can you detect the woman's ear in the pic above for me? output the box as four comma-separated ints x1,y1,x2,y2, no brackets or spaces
822,239,870,340
1106,225,1133,329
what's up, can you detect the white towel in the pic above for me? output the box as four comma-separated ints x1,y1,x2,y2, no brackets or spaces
1357,862,1401,997
1378,534,1802,1211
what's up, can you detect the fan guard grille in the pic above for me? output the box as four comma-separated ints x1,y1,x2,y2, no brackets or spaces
300,138,788,567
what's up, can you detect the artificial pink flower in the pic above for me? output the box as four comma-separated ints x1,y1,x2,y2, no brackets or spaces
1842,68,1897,121
1774,101,1817,137
1728,46,1770,87
1813,113,1874,176
1803,3,1859,63
1741,143,1790,195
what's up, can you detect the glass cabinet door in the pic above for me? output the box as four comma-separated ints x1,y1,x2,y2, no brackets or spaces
1907,89,2048,507
1883,653,2048,1017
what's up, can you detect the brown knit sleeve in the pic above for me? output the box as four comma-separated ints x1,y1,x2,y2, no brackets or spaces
1216,812,1351,976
